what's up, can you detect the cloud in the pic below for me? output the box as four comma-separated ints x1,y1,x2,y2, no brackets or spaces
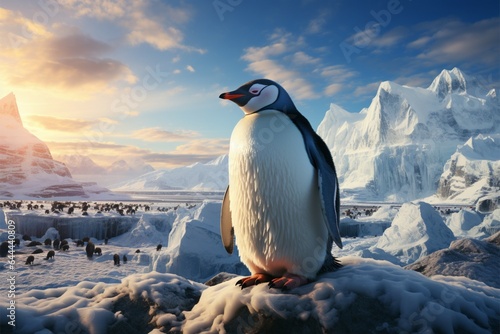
353,81,381,97
172,139,229,155
132,127,200,142
58,0,205,53
413,17,500,66
324,83,343,96
242,32,318,100
186,65,195,73
27,115,98,132
306,12,329,34
291,51,320,65
320,65,356,81
245,58,319,100
346,25,406,49
0,10,135,97
46,138,228,168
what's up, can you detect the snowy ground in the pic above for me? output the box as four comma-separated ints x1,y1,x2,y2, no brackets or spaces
0,198,498,333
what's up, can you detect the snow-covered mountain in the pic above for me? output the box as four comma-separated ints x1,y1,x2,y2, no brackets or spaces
111,155,228,191
56,154,107,175
0,93,86,198
317,67,499,202
56,155,155,187
436,134,500,204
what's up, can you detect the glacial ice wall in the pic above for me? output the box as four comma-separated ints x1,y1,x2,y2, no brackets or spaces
5,212,138,239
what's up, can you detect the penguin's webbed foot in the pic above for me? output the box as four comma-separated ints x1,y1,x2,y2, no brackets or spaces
236,273,273,289
268,273,308,291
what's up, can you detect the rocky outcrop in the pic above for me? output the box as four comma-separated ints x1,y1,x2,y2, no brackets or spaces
406,232,500,289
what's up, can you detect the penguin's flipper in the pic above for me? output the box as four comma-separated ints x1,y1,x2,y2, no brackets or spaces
220,186,234,254
290,114,343,249
316,153,343,249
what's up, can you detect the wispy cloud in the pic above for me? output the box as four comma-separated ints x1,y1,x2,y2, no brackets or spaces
0,13,135,95
346,25,406,50
291,51,321,65
242,31,319,100
27,115,99,132
46,138,228,168
132,127,200,142
58,0,205,53
172,139,229,155
306,11,330,34
412,17,500,66
353,81,381,97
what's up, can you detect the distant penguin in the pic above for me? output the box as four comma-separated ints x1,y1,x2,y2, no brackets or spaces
94,247,102,256
219,79,343,290
0,241,8,257
53,239,60,250
27,241,42,247
135,249,140,253
46,250,55,260
86,242,95,258
113,254,120,266
156,244,162,251
61,244,70,251
32,248,43,254
25,255,35,265
122,254,128,263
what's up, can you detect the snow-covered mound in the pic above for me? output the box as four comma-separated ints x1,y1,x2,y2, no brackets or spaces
0,272,205,334
406,232,500,289
111,155,228,191
2,258,498,334
445,208,484,237
436,134,500,204
317,67,499,202
374,202,455,264
182,257,499,334
148,201,249,282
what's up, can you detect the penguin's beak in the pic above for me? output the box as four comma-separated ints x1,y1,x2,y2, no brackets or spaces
219,92,244,100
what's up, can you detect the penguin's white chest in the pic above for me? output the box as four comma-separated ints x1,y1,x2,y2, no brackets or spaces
228,110,327,278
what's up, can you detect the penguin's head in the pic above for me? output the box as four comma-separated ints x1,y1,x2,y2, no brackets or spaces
219,79,298,115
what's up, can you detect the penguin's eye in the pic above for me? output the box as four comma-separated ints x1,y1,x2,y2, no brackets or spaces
248,83,266,95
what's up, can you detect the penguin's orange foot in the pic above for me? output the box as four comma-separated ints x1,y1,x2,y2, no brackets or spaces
268,273,309,291
236,273,273,289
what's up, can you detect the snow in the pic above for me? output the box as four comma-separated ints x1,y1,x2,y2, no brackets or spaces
183,257,499,333
1,198,499,333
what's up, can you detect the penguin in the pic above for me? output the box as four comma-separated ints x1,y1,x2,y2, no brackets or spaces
219,79,342,290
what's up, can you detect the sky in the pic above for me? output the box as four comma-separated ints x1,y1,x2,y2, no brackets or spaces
0,0,499,170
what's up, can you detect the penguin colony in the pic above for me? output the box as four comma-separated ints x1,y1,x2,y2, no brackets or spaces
220,79,343,290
